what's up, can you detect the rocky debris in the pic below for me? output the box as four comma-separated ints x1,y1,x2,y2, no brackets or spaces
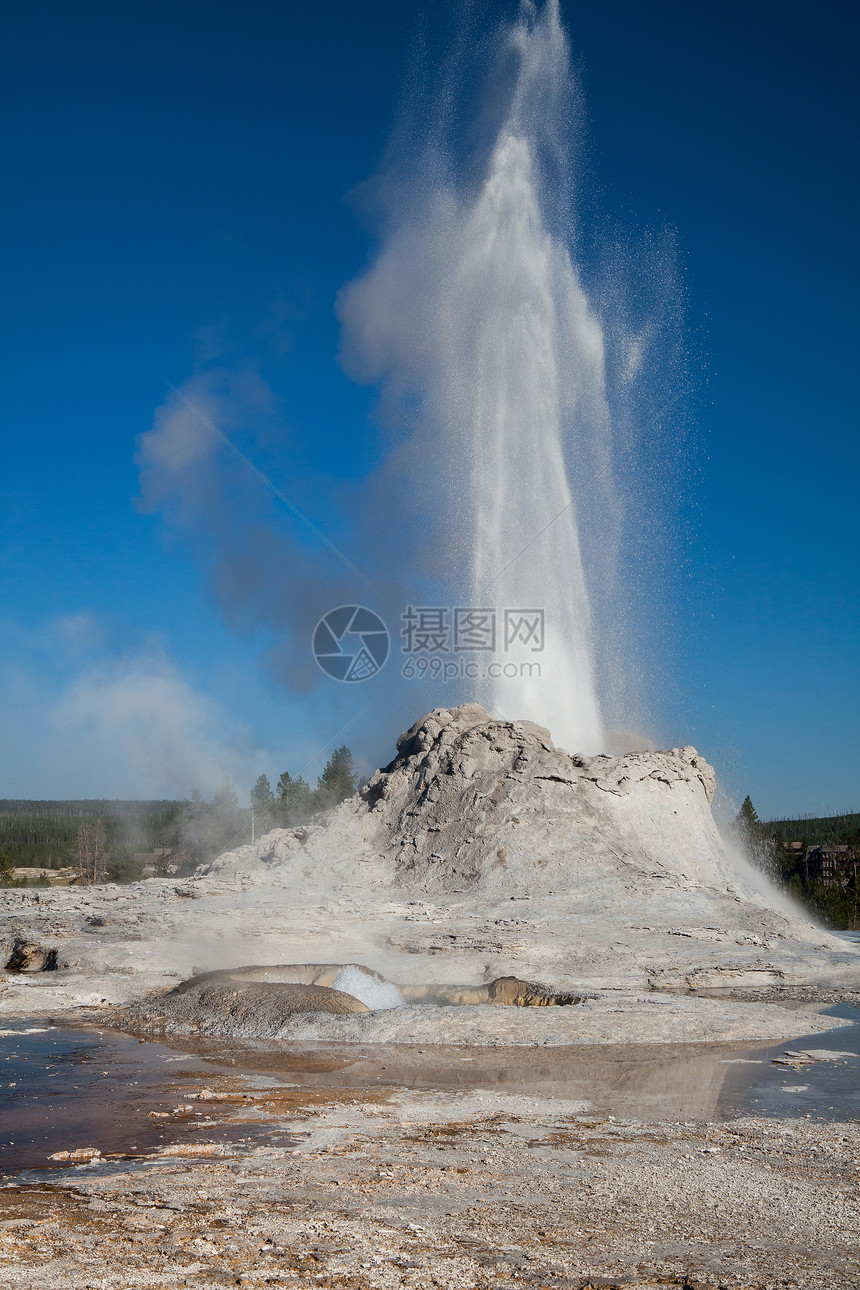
192,1090,250,1103
2,1079,858,1289
4,938,58,973
647,962,789,992
772,1047,855,1070
47,1148,101,1163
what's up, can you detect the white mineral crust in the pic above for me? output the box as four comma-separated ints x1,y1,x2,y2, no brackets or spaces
1,705,857,1044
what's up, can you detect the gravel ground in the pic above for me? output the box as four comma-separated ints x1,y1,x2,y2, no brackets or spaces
1,1054,857,1290
2,708,858,1285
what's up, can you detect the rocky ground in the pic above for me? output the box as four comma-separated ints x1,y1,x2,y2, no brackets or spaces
1,708,858,1286
1,1058,858,1290
3,707,858,1036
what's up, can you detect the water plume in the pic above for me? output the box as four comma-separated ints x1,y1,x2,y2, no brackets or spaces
139,2,688,763
341,0,626,753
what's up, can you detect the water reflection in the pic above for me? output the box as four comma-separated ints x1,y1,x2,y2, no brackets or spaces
718,1003,860,1120
0,1025,240,1173
2,1005,857,1176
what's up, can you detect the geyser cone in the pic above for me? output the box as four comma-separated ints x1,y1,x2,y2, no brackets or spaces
202,705,858,996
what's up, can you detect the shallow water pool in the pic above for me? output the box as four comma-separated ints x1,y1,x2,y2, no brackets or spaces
0,1024,278,1174
2,1004,857,1177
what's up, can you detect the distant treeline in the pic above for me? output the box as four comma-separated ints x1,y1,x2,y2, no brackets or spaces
736,799,859,930
0,746,360,883
763,812,860,845
0,800,182,869
0,799,180,822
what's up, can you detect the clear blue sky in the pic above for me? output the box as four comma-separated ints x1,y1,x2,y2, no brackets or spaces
1,0,857,818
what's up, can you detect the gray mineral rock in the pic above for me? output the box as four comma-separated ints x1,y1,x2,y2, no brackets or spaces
1,706,857,1036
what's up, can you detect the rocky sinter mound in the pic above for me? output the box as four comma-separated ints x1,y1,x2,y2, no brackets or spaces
1,706,857,1039
142,975,371,1039
207,704,728,899
201,703,852,990
127,960,590,1042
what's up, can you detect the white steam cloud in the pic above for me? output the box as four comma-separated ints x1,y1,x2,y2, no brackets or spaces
55,651,268,799
0,621,269,799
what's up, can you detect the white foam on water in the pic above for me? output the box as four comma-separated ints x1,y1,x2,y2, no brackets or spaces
331,965,403,1011
0,1027,54,1036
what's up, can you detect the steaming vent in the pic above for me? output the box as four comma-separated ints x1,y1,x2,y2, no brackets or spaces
331,965,403,1011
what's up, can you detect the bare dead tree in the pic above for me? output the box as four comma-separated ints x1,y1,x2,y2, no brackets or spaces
75,818,108,885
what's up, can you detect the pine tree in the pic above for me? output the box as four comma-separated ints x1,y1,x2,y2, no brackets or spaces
0,853,21,888
209,778,244,854
315,746,357,811
171,782,246,871
735,795,761,842
276,771,313,826
250,773,276,832
734,794,776,879
211,777,239,814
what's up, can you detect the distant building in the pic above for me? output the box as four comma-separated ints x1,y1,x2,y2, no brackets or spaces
133,847,174,877
804,844,858,887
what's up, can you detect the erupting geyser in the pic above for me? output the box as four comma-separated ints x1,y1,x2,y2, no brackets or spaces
458,117,606,747
435,3,608,753
341,0,624,754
